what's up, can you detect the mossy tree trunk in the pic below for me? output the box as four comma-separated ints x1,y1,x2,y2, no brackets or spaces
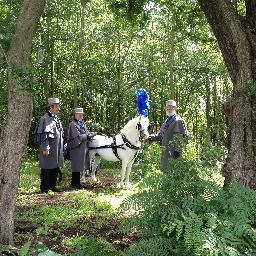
0,0,46,245
198,0,256,188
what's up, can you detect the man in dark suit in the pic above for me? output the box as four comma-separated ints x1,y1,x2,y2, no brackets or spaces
34,97,64,192
148,100,188,172
67,107,94,189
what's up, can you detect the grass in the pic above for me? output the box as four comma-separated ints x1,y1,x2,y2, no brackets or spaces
15,154,140,255
62,235,122,256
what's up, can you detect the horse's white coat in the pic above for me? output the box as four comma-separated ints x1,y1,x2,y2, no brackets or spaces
86,116,149,187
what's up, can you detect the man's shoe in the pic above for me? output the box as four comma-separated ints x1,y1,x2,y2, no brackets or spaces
51,188,62,192
40,189,49,193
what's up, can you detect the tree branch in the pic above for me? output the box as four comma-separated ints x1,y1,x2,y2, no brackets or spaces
198,0,251,86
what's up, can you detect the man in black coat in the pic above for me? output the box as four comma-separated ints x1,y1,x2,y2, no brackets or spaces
67,107,96,189
34,97,64,192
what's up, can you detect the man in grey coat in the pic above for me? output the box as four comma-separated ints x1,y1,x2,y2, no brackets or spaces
67,107,96,189
148,100,188,172
34,97,64,192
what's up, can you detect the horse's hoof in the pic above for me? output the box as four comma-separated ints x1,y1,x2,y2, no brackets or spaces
124,183,133,190
90,177,97,182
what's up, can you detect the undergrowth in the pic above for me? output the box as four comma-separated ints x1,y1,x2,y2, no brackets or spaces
16,141,256,255
121,142,256,256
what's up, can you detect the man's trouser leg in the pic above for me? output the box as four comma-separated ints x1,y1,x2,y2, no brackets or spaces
40,169,50,192
49,168,59,190
160,151,171,173
71,172,81,187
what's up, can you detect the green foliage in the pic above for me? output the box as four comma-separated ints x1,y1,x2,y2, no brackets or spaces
121,143,256,255
0,245,19,256
63,235,121,256
98,159,121,169
0,1,23,52
18,241,31,256
0,241,61,256
132,142,161,180
35,242,62,256
19,0,231,144
108,0,149,23
248,82,256,97
16,158,126,254
126,237,174,256
35,193,113,228
8,63,35,94
3,0,241,253
1,0,231,146
19,155,40,194
231,0,246,16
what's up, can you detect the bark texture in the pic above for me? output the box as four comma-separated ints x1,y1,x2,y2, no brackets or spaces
0,0,46,245
198,0,256,188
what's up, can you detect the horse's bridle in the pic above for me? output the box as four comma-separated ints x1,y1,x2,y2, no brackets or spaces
120,133,140,150
136,122,147,141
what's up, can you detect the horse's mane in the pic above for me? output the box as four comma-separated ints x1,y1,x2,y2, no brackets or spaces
121,116,147,134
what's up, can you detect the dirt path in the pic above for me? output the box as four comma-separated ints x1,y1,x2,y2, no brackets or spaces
14,169,139,255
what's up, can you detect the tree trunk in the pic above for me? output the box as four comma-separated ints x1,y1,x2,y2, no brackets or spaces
198,0,256,188
75,3,85,108
166,12,176,100
0,0,46,245
205,75,211,141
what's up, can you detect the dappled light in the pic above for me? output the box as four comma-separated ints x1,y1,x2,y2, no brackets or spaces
1,0,256,254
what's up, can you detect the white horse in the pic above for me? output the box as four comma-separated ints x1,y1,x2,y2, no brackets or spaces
87,116,149,187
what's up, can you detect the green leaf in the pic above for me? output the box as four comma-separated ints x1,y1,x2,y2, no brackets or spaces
18,241,31,256
36,242,62,256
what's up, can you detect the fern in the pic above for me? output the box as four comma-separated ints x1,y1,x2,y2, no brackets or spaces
125,236,188,256
120,142,256,255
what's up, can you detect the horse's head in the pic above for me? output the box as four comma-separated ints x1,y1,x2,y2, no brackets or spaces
135,116,149,141
121,116,149,142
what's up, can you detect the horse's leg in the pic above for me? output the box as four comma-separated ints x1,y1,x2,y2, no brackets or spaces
124,158,135,188
81,151,92,182
119,160,129,187
81,170,86,183
91,154,101,182
81,169,90,183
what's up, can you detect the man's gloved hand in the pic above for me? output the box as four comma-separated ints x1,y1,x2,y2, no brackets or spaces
146,135,163,143
87,132,97,139
173,151,181,159
146,135,154,142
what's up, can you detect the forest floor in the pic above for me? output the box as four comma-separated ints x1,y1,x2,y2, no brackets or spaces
14,159,140,255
